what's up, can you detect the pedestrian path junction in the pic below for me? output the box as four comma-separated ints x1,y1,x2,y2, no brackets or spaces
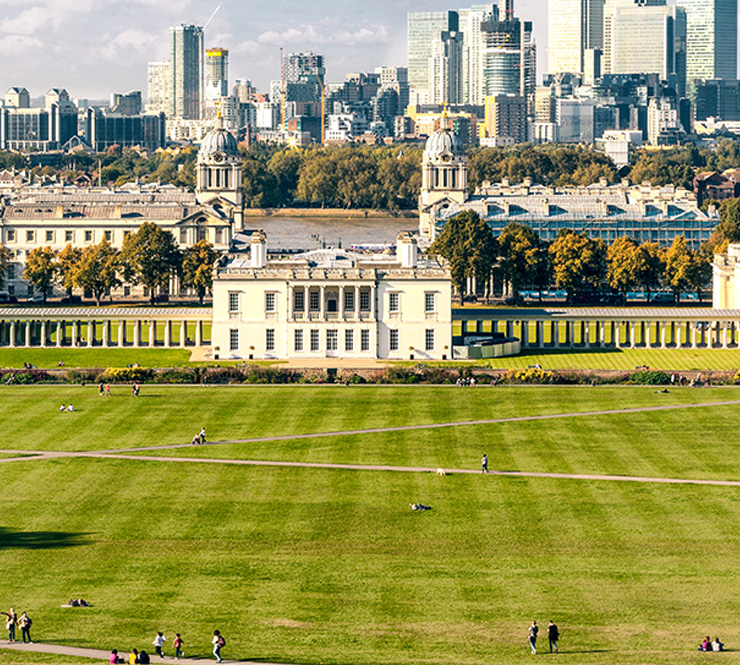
3,397,740,664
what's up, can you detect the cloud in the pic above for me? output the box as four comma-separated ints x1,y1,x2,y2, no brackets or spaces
0,33,43,51
0,6,54,34
257,22,390,48
100,29,160,59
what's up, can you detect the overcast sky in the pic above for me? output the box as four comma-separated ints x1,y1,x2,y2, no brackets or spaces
0,0,548,100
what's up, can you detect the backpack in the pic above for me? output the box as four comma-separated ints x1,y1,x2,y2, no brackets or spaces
218,635,226,647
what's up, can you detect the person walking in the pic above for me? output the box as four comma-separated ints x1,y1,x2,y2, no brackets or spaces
199,427,207,445
548,620,559,653
152,632,166,658
3,608,16,642
212,629,225,663
18,611,32,643
481,453,488,474
173,633,184,659
528,620,538,654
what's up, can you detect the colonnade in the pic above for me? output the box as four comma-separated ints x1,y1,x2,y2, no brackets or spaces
0,309,211,349
458,316,740,350
289,285,376,321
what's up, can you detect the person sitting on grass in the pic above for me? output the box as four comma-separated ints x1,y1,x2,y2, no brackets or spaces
699,636,711,651
66,404,75,412
59,404,66,412
110,649,124,664
712,637,724,652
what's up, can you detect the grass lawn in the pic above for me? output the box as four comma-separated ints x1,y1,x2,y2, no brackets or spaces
2,386,740,664
0,348,192,369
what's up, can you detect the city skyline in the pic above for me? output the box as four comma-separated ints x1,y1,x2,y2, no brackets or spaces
0,0,543,99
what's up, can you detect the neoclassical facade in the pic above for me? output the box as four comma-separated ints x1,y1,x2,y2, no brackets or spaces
211,232,453,361
0,123,243,298
713,244,740,309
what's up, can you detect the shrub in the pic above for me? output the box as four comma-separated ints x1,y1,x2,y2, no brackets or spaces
504,368,553,384
0,370,54,384
154,368,199,384
99,367,155,383
629,370,670,385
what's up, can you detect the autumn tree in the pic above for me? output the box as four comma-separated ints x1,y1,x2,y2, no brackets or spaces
606,237,639,300
497,223,550,301
73,239,121,306
635,242,665,298
663,236,693,301
121,222,181,305
182,240,218,305
23,247,57,302
55,244,82,297
549,230,606,302
0,244,12,289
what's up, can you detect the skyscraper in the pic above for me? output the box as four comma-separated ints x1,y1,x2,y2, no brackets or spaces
205,48,229,100
169,24,204,119
146,61,170,115
548,0,605,75
407,11,459,102
457,4,497,105
429,31,464,104
675,0,737,93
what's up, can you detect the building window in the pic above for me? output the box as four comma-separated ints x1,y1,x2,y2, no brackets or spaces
294,290,305,311
294,329,303,351
360,290,370,312
345,329,354,352
327,329,338,351
26,230,34,243
266,328,275,351
104,230,112,242
265,292,276,312
7,230,15,242
425,292,436,312
228,292,239,312
361,329,370,352
45,230,54,243
390,329,399,351
197,228,207,242
7,265,15,280
84,230,93,242
310,329,320,351
180,229,188,244
425,329,435,352
344,289,355,311
389,292,400,312
229,329,239,351
309,290,320,311
215,228,223,244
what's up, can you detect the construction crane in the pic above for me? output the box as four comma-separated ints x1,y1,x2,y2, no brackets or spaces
203,4,222,30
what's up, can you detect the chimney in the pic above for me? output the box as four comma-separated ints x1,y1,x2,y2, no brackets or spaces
397,232,418,268
56,205,64,219
250,230,267,268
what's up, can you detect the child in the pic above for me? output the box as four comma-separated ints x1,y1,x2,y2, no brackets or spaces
152,632,166,658
173,633,184,659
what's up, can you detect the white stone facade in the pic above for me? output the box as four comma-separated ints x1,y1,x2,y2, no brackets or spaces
713,244,740,309
211,233,452,361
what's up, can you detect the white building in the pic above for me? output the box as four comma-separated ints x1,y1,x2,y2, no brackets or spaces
211,232,452,361
713,244,740,308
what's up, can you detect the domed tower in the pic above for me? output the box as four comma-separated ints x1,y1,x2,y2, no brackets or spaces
418,124,468,240
196,123,242,208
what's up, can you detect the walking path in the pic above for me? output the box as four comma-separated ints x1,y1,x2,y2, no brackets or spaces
1,399,740,488
1,640,288,664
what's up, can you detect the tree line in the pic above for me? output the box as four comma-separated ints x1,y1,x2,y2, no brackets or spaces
430,210,714,303
0,223,217,306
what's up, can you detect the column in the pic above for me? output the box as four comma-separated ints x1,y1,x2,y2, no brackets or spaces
149,321,156,347
134,321,141,348
505,320,513,339
584,322,591,348
551,321,559,348
40,321,47,348
118,321,125,347
102,321,109,347
722,323,729,349
353,286,359,319
180,320,187,346
288,286,294,321
319,285,326,320
306,286,311,318
660,322,667,349
535,321,542,348
629,322,636,348
9,321,16,348
599,322,605,348
195,321,203,346
339,286,345,320
520,321,528,348
370,285,376,320
87,321,94,347
56,321,62,348
164,321,172,347
691,325,698,349
24,321,31,347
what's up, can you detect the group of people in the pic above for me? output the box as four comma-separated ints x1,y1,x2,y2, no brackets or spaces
58,404,76,412
99,383,112,397
191,427,207,445
455,377,476,387
528,620,559,654
110,630,224,663
3,608,32,644
699,636,724,652
67,598,90,607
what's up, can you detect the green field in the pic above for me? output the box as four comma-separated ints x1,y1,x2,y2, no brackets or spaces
2,386,740,664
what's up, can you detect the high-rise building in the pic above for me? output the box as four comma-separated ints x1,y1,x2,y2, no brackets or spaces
408,11,459,102
604,1,687,96
548,0,605,75
169,24,204,120
205,48,229,100
146,61,170,115
481,12,536,101
4,87,30,108
429,31,464,104
675,0,737,95
0,88,77,151
110,91,142,116
458,4,497,105
483,94,528,143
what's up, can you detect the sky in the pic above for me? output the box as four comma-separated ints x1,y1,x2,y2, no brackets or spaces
0,0,546,100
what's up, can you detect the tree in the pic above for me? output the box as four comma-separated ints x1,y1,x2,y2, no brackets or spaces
429,210,496,296
635,242,665,298
23,247,57,302
663,236,693,301
685,252,712,302
606,237,639,300
497,223,550,301
0,244,12,289
73,239,121,306
182,240,218,305
549,230,606,302
56,244,82,297
121,222,181,305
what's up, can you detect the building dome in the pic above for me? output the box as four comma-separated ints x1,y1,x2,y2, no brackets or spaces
424,128,463,159
199,127,239,158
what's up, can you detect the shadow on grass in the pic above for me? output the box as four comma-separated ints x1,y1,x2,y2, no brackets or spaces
0,527,89,550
